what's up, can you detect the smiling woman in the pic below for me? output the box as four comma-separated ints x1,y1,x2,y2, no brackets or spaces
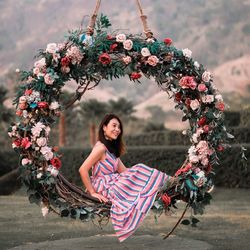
79,113,175,241
8,7,233,243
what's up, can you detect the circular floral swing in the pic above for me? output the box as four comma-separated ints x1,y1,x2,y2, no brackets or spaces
9,0,232,238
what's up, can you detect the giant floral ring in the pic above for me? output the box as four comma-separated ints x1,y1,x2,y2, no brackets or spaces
8,15,232,221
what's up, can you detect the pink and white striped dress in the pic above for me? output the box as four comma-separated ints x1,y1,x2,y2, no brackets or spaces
90,144,170,242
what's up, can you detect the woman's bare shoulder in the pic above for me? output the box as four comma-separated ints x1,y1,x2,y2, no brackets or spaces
92,141,106,153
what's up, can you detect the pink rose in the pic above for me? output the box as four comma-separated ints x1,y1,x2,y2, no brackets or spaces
122,56,132,65
33,67,40,75
201,157,209,166
44,74,54,85
179,76,197,90
215,102,225,111
203,125,210,133
190,99,200,110
198,84,208,92
123,39,133,50
146,55,159,66
24,89,33,95
19,96,27,103
16,110,23,116
46,43,58,54
189,155,199,163
18,103,27,110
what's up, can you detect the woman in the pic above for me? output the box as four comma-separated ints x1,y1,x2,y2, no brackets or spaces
79,113,175,242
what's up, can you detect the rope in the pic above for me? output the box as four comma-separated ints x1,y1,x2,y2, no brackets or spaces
163,203,190,239
87,0,102,34
135,0,153,38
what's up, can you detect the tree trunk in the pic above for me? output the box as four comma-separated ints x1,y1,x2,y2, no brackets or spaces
89,123,96,147
59,113,66,147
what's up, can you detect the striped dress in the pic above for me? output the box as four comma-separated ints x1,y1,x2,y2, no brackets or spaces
90,145,170,242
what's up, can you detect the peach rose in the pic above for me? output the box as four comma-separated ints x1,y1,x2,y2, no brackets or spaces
44,74,54,85
123,39,133,50
116,34,126,43
202,71,211,82
122,56,132,65
190,99,200,110
146,55,159,66
141,47,151,57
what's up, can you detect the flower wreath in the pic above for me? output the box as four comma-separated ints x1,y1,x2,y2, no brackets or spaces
9,15,233,228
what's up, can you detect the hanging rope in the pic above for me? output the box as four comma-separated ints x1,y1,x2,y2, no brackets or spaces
135,0,153,38
87,0,102,35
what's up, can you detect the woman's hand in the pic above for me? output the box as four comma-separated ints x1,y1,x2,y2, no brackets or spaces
90,192,108,203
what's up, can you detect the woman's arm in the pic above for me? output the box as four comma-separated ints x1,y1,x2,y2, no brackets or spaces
117,158,128,173
79,144,108,203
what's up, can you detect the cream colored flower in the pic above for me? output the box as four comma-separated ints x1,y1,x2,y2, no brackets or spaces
123,39,133,50
202,71,211,82
182,48,192,58
116,34,126,43
141,47,151,57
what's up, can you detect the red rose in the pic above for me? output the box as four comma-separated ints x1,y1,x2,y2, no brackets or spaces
198,117,206,126
164,37,172,46
38,102,49,108
203,125,210,133
52,146,59,152
217,145,224,152
50,157,62,169
13,138,22,147
106,35,113,40
16,110,23,116
175,163,192,176
130,72,142,80
18,103,28,110
110,43,118,52
21,137,32,149
61,56,71,67
24,89,33,95
98,53,112,65
175,92,182,102
161,193,171,207
215,102,225,111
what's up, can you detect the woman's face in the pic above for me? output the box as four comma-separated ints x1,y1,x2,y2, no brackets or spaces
103,118,121,140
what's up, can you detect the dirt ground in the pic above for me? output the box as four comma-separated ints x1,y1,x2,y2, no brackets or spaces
0,187,250,250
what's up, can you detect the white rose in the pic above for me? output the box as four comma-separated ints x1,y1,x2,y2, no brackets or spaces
202,95,214,103
194,61,200,68
141,47,151,57
182,48,192,58
215,94,223,102
22,158,32,166
46,43,58,54
47,165,59,177
122,56,132,65
202,71,211,82
41,202,49,217
22,110,28,118
37,173,43,179
189,155,199,163
116,34,126,43
49,101,60,110
123,39,133,50
192,133,198,143
37,137,47,147
34,58,46,68
190,99,200,110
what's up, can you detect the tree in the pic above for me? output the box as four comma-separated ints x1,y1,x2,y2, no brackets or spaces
107,97,135,118
77,99,107,146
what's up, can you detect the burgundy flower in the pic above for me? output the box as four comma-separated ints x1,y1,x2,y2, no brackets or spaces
61,56,71,67
185,98,191,107
198,117,206,126
13,138,22,147
164,37,172,46
50,157,62,169
217,145,224,152
98,53,112,65
130,72,142,80
175,92,182,102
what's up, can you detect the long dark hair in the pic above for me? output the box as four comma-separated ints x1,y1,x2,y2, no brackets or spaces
98,114,126,157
